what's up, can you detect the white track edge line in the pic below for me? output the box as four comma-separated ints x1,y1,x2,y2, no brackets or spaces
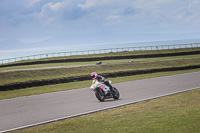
1,86,199,133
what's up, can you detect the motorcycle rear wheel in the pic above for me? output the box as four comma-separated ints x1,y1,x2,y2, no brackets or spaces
95,90,105,102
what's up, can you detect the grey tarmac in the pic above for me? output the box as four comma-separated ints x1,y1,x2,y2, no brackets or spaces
0,71,200,132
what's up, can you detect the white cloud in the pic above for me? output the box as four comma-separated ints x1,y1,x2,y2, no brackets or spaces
20,36,52,43
78,0,96,9
30,0,71,25
132,0,173,17
28,0,41,5
47,1,70,11
175,0,200,24
1,0,200,45
107,15,121,20
186,0,200,22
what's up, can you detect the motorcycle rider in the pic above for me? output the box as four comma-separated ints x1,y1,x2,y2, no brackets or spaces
91,72,113,94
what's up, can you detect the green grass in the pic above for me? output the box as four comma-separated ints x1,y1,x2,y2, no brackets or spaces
1,57,200,86
10,88,200,133
0,54,199,71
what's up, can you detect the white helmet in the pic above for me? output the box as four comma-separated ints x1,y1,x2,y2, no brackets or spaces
91,72,98,80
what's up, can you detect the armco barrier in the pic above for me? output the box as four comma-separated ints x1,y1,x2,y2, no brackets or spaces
1,43,200,65
1,64,200,91
0,50,200,68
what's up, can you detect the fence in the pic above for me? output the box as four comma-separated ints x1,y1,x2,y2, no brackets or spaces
0,43,200,64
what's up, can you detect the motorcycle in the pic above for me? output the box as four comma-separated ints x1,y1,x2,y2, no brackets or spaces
90,80,120,102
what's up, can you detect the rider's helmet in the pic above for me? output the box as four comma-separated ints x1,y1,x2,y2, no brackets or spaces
91,72,98,80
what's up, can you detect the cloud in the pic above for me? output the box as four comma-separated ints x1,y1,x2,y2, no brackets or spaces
20,36,52,43
30,0,95,25
29,1,71,25
176,0,200,24
47,1,70,11
28,0,41,5
0,0,200,46
107,15,121,20
78,0,96,9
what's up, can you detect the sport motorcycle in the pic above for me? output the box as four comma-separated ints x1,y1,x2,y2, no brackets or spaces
90,80,120,102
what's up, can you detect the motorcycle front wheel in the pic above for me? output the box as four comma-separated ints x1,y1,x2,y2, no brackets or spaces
113,87,120,100
95,90,105,102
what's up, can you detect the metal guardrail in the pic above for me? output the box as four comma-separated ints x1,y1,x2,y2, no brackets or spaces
0,43,200,64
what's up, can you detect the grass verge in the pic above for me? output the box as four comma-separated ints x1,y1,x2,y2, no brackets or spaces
0,54,199,71
1,57,200,86
9,88,200,133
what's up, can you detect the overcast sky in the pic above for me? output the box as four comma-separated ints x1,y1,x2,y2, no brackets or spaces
0,0,200,48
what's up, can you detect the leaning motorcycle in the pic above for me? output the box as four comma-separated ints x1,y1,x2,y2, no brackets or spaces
90,80,120,102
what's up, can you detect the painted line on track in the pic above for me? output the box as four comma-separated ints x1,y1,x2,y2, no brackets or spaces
1,86,199,133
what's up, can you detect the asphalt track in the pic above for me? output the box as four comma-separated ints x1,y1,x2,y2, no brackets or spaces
0,71,200,132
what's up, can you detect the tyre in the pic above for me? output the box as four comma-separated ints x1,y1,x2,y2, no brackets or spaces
113,87,120,100
95,90,105,102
